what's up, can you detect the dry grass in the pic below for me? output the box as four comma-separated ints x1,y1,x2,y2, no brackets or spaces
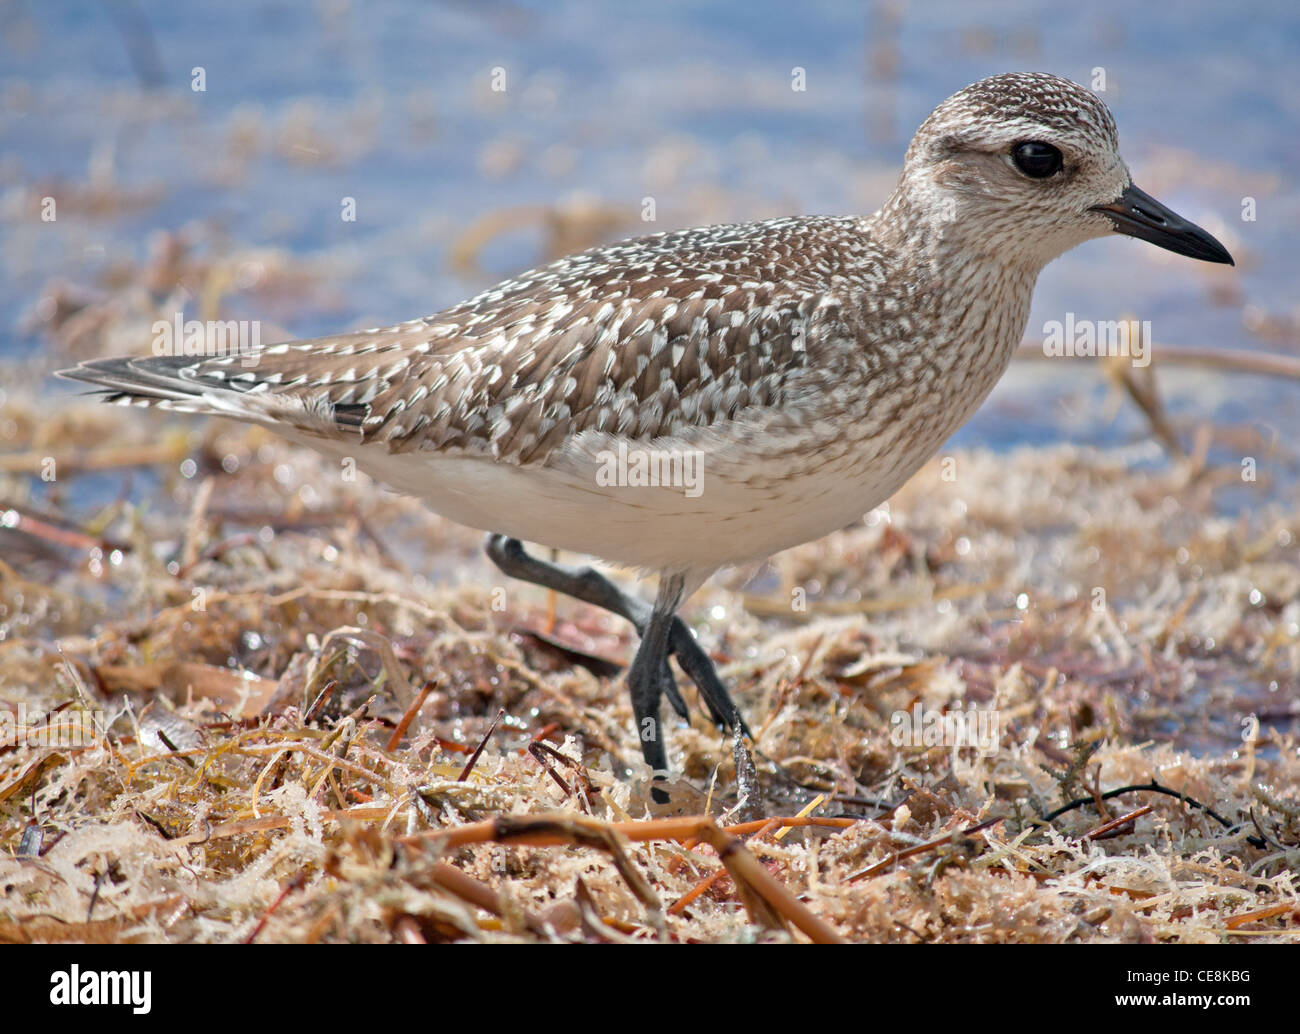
2,375,1298,943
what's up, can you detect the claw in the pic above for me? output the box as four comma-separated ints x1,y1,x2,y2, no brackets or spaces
485,534,749,781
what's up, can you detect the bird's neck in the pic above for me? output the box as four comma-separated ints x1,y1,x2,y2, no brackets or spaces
870,181,1046,275
864,185,1038,375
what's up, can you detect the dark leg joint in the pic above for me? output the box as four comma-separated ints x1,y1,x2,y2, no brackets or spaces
482,534,750,785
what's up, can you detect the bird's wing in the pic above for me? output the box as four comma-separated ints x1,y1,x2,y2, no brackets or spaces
61,217,877,464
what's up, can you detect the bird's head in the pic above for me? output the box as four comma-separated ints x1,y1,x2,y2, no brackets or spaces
893,72,1233,270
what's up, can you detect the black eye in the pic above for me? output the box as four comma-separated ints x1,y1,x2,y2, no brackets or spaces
1011,141,1063,179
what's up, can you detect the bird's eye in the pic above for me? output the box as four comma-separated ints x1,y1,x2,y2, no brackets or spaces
1011,141,1063,179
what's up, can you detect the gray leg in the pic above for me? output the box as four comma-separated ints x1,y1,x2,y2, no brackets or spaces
486,535,688,720
485,535,747,735
626,574,684,796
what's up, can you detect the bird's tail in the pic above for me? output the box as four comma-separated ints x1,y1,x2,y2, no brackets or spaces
56,353,345,436
59,355,223,408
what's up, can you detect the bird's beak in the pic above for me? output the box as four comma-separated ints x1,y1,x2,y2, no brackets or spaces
1090,183,1234,265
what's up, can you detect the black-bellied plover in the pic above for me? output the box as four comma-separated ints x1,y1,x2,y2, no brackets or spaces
62,73,1232,796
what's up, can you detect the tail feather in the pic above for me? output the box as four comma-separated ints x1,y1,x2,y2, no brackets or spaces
58,322,442,439
58,355,224,406
56,354,344,435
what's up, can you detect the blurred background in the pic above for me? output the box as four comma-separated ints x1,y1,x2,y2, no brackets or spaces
0,0,1297,774
1,0,1296,493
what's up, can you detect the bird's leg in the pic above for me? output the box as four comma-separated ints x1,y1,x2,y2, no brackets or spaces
485,535,687,719
484,535,746,734
626,574,684,798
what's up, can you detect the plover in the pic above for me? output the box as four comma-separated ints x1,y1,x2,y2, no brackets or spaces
61,73,1232,795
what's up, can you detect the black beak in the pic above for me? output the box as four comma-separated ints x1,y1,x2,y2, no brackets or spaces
1090,183,1234,265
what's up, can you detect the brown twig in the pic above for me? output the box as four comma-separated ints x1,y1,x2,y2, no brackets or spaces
160,807,861,850
526,740,596,811
302,679,341,725
848,817,1000,881
0,507,130,554
385,678,438,752
457,708,506,782
1082,804,1153,840
243,872,308,943
427,861,550,936
416,813,845,943
1223,903,1298,931
670,817,781,916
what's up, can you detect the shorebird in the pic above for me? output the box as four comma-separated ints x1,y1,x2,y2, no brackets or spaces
62,73,1232,798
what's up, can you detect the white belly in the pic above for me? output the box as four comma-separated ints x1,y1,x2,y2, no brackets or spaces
308,417,931,577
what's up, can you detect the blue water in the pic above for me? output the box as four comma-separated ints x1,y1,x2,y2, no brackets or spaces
2,0,1297,478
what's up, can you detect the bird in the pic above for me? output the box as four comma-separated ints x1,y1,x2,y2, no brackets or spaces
61,72,1233,799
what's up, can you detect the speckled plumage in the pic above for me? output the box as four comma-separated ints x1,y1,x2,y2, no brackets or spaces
61,73,1193,598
